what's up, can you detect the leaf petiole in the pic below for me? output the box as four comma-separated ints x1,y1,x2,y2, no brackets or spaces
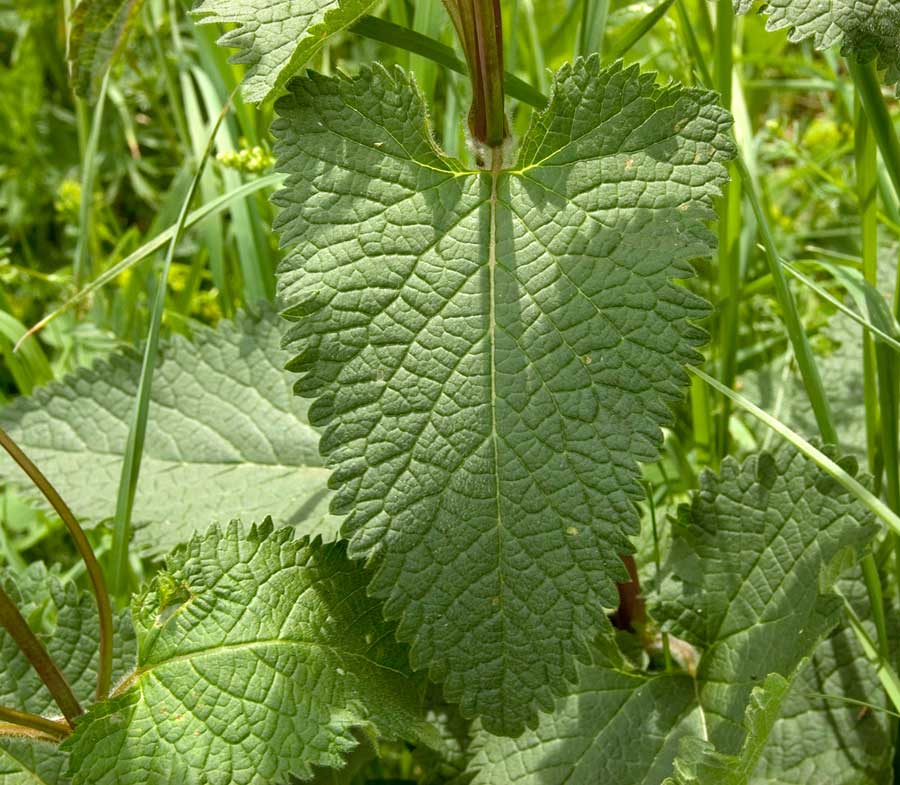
0,426,113,701
0,704,71,741
443,0,508,148
0,581,83,726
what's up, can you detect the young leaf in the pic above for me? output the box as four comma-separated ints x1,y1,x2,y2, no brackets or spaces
658,446,877,752
68,0,145,100
663,673,792,785
753,580,894,784
468,445,880,782
192,0,379,104
272,58,733,735
63,521,430,785
0,565,136,785
734,0,900,86
0,309,333,554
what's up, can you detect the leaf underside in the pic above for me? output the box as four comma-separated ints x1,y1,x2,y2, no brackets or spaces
192,0,379,104
735,0,900,86
469,648,700,785
0,565,136,785
272,58,734,735
659,446,878,752
469,444,880,783
64,521,428,785
664,673,792,785
0,308,334,555
68,0,146,100
752,577,893,785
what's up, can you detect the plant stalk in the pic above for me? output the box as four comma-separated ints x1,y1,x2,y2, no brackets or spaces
714,0,740,460
0,427,113,701
443,0,508,148
849,58,900,204
0,705,70,741
856,80,900,664
0,583,83,726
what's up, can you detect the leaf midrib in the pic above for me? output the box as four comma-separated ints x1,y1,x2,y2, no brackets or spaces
487,158,510,703
115,636,408,697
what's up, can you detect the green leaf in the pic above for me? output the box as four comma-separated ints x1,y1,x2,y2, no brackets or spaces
64,521,429,785
192,0,379,104
664,673,792,785
68,0,145,100
0,309,334,555
734,0,900,86
467,445,880,783
272,58,733,735
658,446,877,751
0,565,136,785
752,585,894,785
469,648,701,785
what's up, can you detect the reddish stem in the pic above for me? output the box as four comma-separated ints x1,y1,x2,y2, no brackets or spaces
611,555,646,632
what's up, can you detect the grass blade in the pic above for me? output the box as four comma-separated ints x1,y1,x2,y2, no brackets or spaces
72,72,110,289
0,311,52,395
736,154,839,445
14,174,284,351
781,261,900,353
608,0,676,61
108,91,236,596
690,367,900,537
842,595,900,715
350,14,548,107
577,0,610,58
849,58,900,204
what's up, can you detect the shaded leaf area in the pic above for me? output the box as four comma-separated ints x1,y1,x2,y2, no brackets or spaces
192,0,378,103
750,573,893,785
64,521,431,785
469,645,700,785
735,0,900,86
664,673,791,785
68,0,146,100
468,445,884,783
273,58,733,735
0,308,335,555
0,564,136,785
741,309,868,459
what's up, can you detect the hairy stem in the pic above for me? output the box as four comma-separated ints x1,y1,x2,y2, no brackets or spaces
0,426,113,701
0,705,70,741
0,583,83,726
443,0,508,148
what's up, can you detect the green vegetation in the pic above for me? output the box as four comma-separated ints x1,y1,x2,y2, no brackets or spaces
2,0,900,782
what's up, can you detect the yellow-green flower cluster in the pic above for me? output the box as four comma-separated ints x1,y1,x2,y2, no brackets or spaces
54,179,82,220
217,146,275,173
